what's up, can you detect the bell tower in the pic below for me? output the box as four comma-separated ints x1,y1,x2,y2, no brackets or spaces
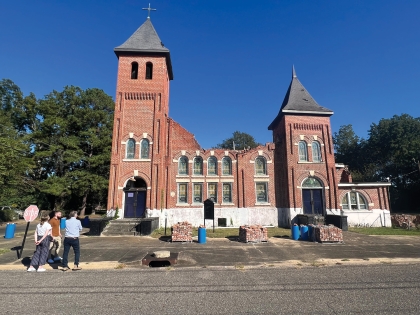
268,67,338,223
107,14,173,217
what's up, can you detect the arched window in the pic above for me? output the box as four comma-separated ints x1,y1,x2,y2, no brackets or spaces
222,157,232,175
126,138,135,159
131,62,138,79
342,191,367,210
302,177,323,188
298,141,308,161
193,157,203,175
255,156,266,175
178,156,188,175
208,157,217,175
312,141,322,162
140,139,149,159
145,62,153,80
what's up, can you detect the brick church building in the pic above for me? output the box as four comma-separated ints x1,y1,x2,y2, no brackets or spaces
107,17,391,228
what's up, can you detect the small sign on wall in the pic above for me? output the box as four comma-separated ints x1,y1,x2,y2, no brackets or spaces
128,193,134,198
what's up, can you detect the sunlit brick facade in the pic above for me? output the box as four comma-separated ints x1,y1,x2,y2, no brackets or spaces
107,18,391,227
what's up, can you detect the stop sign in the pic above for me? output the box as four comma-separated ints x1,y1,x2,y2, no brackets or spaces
24,205,39,222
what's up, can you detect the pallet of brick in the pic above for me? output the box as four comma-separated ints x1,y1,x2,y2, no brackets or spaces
314,225,343,243
239,225,268,243
171,221,193,242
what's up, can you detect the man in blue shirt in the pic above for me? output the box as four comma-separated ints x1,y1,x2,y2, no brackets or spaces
60,211,83,271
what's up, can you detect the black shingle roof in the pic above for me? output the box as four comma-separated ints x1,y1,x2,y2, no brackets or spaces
268,67,333,130
114,18,173,80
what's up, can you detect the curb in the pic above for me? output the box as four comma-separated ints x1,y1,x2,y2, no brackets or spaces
1,258,420,271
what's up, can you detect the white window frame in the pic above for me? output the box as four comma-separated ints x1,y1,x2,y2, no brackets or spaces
193,183,203,204
342,191,368,210
222,183,232,203
312,141,322,162
255,182,268,203
178,183,188,204
208,182,218,203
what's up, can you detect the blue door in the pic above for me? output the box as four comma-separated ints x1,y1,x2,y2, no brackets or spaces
124,191,146,218
302,189,323,215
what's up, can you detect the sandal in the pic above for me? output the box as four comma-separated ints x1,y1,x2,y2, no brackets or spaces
60,266,70,271
72,266,82,271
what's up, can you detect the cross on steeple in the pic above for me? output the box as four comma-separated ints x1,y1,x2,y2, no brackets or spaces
142,3,156,19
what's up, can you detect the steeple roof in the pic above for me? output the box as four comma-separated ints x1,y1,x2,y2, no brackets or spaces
114,19,173,80
268,67,333,130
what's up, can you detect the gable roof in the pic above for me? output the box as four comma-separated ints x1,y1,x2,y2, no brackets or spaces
114,18,173,80
268,67,333,130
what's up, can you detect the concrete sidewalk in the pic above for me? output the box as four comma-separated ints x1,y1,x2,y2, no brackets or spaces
1,229,420,271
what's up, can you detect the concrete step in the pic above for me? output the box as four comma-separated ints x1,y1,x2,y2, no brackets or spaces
101,218,159,236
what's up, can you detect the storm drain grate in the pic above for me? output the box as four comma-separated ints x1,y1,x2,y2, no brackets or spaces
142,252,178,267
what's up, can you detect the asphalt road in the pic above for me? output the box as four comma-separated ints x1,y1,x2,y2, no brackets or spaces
1,264,419,314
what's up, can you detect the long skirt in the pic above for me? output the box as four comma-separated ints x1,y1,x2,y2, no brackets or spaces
31,235,51,266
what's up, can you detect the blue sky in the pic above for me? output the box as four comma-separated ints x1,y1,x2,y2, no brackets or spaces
1,0,419,149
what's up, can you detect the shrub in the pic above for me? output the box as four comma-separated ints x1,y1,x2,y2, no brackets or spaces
0,209,18,222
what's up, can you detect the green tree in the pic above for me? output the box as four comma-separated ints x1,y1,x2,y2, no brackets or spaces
333,125,369,181
32,86,114,214
216,131,260,150
0,80,36,208
364,114,420,212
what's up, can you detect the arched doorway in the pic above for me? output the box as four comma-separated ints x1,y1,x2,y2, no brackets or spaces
123,177,147,218
302,177,324,215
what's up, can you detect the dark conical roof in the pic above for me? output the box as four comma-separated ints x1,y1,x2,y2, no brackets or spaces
268,67,333,130
114,19,173,80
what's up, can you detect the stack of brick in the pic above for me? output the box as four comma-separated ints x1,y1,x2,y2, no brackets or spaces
171,221,193,242
391,214,419,229
314,225,343,243
239,225,268,243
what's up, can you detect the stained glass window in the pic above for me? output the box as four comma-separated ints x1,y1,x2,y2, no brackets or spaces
193,184,202,203
141,139,149,159
178,156,188,175
302,177,322,188
208,157,217,175
222,157,232,175
312,141,321,162
178,183,187,203
126,138,135,159
255,156,266,175
193,157,203,175
208,183,217,202
298,141,308,161
256,182,268,203
223,183,232,203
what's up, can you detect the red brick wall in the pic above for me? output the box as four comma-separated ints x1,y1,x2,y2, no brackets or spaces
337,186,390,210
107,54,170,211
271,114,339,210
165,145,275,209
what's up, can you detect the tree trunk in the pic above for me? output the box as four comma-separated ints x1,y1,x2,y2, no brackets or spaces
79,191,88,217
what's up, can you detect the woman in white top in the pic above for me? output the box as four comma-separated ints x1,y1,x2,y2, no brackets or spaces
27,215,52,272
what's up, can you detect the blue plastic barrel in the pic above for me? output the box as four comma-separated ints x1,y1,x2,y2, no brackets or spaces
291,225,300,240
4,223,16,239
308,225,314,242
300,225,309,241
60,218,66,229
198,227,206,244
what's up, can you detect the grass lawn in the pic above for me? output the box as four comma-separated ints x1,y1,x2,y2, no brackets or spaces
0,248,10,255
151,226,291,239
349,227,420,236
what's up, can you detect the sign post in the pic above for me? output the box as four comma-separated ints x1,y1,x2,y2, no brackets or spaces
203,199,215,233
19,205,39,259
